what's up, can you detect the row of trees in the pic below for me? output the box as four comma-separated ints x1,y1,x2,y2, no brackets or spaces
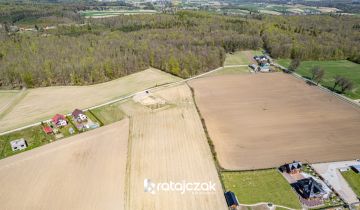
289,61,354,94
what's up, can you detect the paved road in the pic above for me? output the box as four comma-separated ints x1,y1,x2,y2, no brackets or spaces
312,160,360,204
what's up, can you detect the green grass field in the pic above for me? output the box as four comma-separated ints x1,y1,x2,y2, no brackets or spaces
0,125,54,159
90,104,125,125
342,170,360,197
277,59,360,99
221,170,301,209
224,50,262,66
206,66,250,77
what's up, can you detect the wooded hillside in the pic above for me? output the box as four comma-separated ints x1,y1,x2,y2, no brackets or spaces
0,8,359,88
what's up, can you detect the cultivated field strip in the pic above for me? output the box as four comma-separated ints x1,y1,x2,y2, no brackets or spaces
0,120,129,210
123,85,227,210
0,68,180,132
189,72,360,170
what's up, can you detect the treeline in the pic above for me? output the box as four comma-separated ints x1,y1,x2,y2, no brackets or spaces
0,12,262,88
0,9,359,88
262,15,360,63
0,3,83,24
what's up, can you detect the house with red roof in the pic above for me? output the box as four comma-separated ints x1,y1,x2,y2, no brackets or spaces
43,125,53,134
52,114,67,127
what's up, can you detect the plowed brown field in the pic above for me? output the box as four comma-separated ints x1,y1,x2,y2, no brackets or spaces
189,73,360,170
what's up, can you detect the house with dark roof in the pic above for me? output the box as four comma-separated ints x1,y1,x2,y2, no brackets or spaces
350,165,360,174
52,114,67,127
291,177,326,200
279,161,302,174
224,191,239,209
72,109,87,123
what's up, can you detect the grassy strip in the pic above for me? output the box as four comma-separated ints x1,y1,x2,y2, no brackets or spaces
87,109,104,126
341,170,360,197
90,104,125,125
277,59,360,99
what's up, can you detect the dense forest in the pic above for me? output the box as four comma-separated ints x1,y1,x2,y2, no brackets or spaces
0,4,359,88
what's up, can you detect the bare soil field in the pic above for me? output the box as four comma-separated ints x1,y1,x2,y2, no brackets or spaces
0,68,180,132
0,119,129,210
0,91,18,109
119,84,227,210
189,72,360,170
0,90,22,114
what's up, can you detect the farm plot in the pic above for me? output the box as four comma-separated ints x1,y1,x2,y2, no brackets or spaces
0,68,180,132
224,50,262,66
0,90,18,111
189,72,360,170
0,119,129,210
120,84,227,210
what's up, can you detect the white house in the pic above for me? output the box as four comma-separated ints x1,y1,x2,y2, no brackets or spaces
10,138,27,152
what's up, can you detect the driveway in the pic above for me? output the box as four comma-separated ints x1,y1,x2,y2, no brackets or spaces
312,160,360,204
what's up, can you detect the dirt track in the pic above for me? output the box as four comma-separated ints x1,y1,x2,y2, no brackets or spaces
189,73,360,170
0,120,129,210
120,84,227,210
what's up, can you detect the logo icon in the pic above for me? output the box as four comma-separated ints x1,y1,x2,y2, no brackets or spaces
144,178,156,194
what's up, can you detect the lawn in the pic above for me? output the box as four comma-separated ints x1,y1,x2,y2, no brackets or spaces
221,169,301,209
342,170,360,197
84,110,103,126
90,104,125,125
0,125,54,159
224,50,263,66
277,59,360,99
206,66,250,77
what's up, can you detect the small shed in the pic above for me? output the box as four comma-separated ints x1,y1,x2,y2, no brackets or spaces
350,165,360,173
224,191,239,208
10,138,28,152
43,126,53,134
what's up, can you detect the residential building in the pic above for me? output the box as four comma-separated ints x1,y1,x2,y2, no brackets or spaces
52,114,67,127
72,109,87,123
279,161,302,174
292,177,326,200
10,138,27,152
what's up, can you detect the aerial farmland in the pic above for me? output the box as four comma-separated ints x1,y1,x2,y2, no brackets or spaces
120,84,227,210
0,120,129,210
0,68,180,133
189,72,360,170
